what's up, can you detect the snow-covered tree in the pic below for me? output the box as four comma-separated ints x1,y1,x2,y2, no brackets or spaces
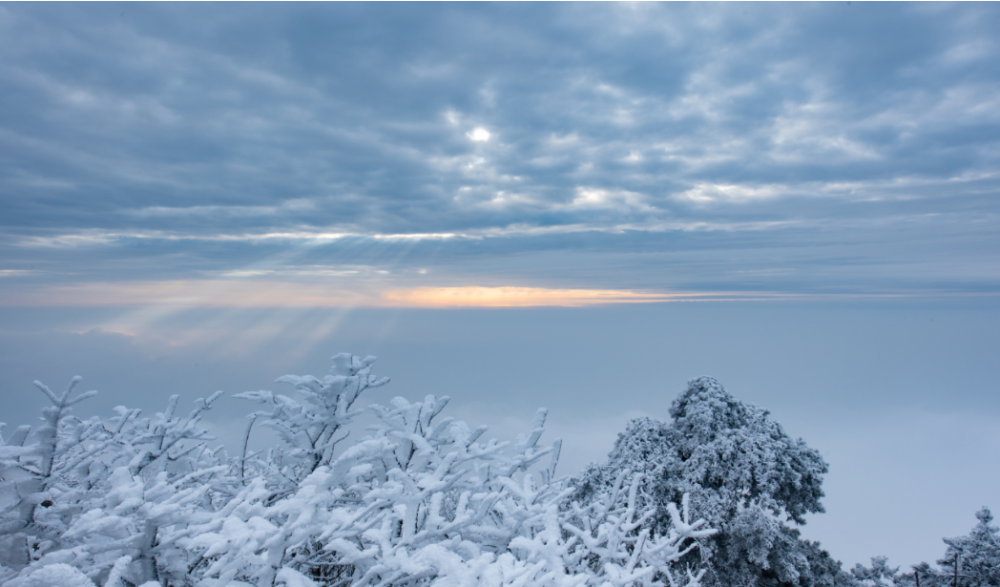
851,557,900,587
0,377,101,574
234,352,390,493
936,507,1000,587
845,507,1000,587
184,377,715,586
572,376,850,587
0,378,229,587
1,353,718,587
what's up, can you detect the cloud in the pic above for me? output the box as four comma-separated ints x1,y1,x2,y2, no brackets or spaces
0,3,998,299
128,199,317,219
0,269,39,277
674,183,785,205
566,187,653,212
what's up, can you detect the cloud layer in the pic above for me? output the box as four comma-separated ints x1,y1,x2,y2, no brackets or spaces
2,3,999,303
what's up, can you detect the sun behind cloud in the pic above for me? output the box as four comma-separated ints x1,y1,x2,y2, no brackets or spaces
466,127,491,142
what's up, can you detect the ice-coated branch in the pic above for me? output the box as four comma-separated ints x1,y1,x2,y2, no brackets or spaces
124,391,222,476
236,353,391,490
2,351,719,587
32,376,97,478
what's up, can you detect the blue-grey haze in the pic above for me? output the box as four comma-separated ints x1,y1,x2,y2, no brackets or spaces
2,301,999,571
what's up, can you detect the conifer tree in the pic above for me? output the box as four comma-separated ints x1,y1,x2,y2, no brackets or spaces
937,507,1000,587
572,377,853,587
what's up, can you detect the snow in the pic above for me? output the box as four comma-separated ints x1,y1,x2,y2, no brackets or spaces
4,355,990,586
0,354,714,587
9,563,96,587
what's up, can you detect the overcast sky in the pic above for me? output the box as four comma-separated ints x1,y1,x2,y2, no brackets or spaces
1,1,999,573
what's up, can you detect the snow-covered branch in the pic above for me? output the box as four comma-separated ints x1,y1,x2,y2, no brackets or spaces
0,353,716,587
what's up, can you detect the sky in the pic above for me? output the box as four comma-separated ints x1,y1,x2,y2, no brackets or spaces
1,1,999,572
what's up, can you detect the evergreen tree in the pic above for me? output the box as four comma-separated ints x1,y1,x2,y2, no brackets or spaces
851,556,899,587
937,507,1000,587
572,377,853,587
846,507,999,587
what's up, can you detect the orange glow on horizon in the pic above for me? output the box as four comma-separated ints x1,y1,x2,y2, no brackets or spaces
381,286,692,307
0,280,794,308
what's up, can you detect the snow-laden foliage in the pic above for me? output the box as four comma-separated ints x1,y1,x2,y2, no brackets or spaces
851,557,900,587
234,353,390,492
572,376,850,587
0,375,228,587
937,507,1000,587
852,507,1000,587
0,354,715,587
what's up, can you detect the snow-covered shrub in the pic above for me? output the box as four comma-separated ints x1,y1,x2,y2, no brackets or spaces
234,353,390,493
0,378,98,561
0,378,227,587
0,377,106,579
186,389,714,586
0,353,717,587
